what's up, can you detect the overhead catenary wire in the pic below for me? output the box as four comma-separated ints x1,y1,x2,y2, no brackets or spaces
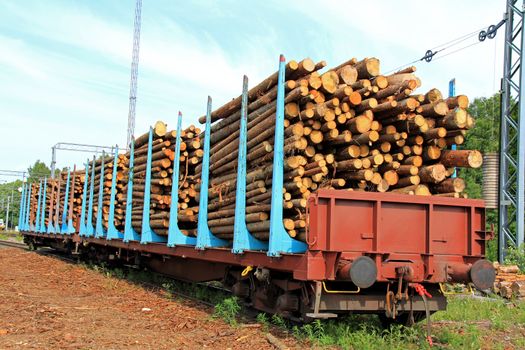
385,19,505,74
431,41,484,62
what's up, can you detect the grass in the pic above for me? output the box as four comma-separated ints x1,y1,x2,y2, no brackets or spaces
213,296,241,325
78,261,525,349
0,231,23,241
280,296,525,350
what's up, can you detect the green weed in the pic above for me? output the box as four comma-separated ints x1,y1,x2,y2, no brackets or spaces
271,314,287,329
256,312,270,330
434,324,481,350
214,296,241,325
432,296,525,325
504,243,525,272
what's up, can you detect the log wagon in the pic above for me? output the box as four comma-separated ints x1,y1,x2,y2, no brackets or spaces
19,55,495,325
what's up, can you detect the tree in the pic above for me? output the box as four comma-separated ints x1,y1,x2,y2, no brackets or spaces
460,93,500,198
461,93,501,260
0,180,23,230
27,160,51,183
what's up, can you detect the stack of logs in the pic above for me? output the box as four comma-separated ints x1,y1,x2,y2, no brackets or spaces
23,55,484,243
90,156,112,231
28,183,38,227
26,170,85,230
124,121,203,236
193,56,482,242
56,169,85,229
43,179,58,228
493,263,525,300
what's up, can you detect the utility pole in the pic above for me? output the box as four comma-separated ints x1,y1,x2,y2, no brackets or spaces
126,0,143,149
498,0,525,261
5,196,9,231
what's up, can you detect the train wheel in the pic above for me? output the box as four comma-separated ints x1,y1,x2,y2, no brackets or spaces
26,240,36,251
379,311,430,327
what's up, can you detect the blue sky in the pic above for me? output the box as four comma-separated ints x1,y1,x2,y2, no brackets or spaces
0,0,505,182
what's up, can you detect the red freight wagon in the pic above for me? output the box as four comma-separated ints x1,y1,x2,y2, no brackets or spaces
22,189,494,324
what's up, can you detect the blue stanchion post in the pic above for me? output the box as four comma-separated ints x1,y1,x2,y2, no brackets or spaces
140,128,167,244
196,97,229,249
124,139,140,242
233,76,268,253
40,178,47,232
47,180,55,234
60,169,71,234
18,183,26,231
268,55,307,257
25,183,32,231
85,157,96,237
95,155,106,238
34,180,43,232
168,112,197,247
107,146,124,240
79,161,89,236
65,167,76,234
53,175,61,234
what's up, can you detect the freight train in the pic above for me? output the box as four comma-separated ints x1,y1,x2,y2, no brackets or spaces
19,56,495,325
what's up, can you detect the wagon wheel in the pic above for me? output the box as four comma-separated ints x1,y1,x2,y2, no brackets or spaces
379,311,433,328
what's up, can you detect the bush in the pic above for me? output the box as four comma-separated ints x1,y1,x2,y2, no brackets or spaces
504,243,525,272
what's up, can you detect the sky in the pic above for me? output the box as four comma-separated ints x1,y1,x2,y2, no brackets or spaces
0,0,506,183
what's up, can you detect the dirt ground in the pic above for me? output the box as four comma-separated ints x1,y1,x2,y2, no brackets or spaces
0,248,297,349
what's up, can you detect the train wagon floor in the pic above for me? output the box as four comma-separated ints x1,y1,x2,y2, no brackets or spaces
0,248,297,349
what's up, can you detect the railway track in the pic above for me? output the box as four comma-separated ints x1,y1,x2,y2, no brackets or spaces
0,239,27,250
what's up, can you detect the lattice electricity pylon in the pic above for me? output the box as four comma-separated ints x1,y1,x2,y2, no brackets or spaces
498,0,525,261
50,143,116,178
126,0,143,150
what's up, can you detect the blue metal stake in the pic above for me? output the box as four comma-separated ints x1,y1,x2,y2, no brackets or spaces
66,167,76,234
107,146,124,240
18,184,26,231
40,178,47,232
449,78,457,178
47,180,55,234
140,128,167,244
53,175,61,234
86,157,96,237
124,140,141,242
233,76,268,254
95,154,106,238
60,169,71,234
25,184,32,231
268,55,307,257
196,97,229,249
47,179,58,235
168,112,197,247
79,161,89,236
35,180,43,233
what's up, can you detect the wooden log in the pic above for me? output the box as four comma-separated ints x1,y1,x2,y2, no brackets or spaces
445,95,469,109
134,121,167,148
440,150,483,168
418,164,446,183
418,101,449,117
432,178,466,193
354,57,380,78
198,60,300,123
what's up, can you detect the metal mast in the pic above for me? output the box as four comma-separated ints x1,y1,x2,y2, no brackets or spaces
498,0,525,261
50,143,116,178
126,0,143,149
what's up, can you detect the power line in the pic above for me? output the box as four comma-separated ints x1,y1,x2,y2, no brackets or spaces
386,18,506,74
431,41,484,62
